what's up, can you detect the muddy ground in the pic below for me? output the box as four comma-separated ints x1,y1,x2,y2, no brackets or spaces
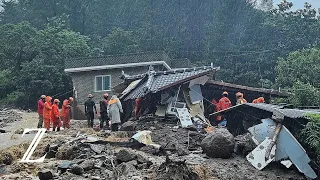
0,110,306,180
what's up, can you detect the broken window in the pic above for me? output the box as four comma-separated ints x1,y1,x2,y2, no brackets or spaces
95,75,111,91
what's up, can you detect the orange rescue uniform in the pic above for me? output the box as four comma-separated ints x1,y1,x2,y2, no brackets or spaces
216,97,232,121
61,99,71,128
43,96,52,130
52,103,61,129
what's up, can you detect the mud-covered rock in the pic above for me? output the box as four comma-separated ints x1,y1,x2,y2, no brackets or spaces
80,159,95,171
38,169,53,180
234,133,255,156
201,128,235,158
71,164,84,175
114,160,137,176
116,149,137,163
120,121,137,131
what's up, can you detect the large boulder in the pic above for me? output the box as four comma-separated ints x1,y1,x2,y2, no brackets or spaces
234,133,255,156
201,128,235,158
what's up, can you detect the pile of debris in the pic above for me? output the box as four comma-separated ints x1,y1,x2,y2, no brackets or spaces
0,109,22,128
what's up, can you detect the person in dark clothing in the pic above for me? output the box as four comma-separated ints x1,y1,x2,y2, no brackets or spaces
85,94,97,128
99,93,109,129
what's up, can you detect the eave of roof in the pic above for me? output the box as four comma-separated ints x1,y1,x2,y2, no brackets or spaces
210,103,320,119
64,61,171,73
207,80,289,97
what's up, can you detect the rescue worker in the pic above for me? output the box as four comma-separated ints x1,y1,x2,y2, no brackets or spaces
135,97,142,119
252,97,265,104
43,96,53,131
61,97,73,129
85,94,97,128
107,95,123,131
217,91,232,126
52,99,61,131
37,95,46,128
99,93,109,129
236,92,247,105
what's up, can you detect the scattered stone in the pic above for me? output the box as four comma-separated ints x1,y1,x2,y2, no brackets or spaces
46,144,59,159
176,145,190,156
149,126,156,130
91,176,100,180
71,164,84,175
2,154,13,165
116,149,137,163
136,154,149,164
201,128,235,158
90,144,104,154
14,128,24,134
56,145,79,160
58,161,74,173
114,160,137,176
120,121,137,131
38,169,53,180
80,159,95,171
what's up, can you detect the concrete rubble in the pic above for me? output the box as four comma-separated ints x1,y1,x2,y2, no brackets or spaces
0,107,316,179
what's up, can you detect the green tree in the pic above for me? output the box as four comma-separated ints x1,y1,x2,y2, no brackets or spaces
102,27,139,55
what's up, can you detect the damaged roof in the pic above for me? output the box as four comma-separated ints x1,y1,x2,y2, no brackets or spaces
121,66,220,101
211,103,320,119
65,51,171,72
207,80,289,97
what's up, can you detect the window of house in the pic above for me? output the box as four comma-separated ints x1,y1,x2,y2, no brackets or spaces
95,75,111,91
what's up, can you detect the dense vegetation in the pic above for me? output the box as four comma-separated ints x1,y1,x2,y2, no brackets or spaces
0,0,319,108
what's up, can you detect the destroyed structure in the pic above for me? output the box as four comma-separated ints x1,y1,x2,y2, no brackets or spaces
64,51,192,119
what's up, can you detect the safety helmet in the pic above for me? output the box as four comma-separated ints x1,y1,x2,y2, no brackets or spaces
41,95,46,99
103,93,109,98
88,94,93,98
69,97,74,102
222,91,228,95
54,99,60,103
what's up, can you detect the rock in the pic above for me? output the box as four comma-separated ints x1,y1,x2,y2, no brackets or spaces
103,157,115,171
0,129,6,133
201,128,235,158
114,160,137,176
38,169,53,180
120,121,137,131
58,161,74,173
14,128,24,134
89,144,104,154
149,126,156,130
136,154,148,164
46,144,59,159
103,169,114,178
91,176,100,180
234,133,255,156
176,146,190,156
71,164,84,175
80,159,95,171
2,154,13,165
56,145,79,160
116,149,137,163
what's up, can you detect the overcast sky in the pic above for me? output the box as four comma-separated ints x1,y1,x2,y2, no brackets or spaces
274,0,320,10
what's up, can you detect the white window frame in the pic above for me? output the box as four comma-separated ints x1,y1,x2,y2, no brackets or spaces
94,75,111,92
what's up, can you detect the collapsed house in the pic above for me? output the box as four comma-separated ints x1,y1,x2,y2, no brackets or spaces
116,65,287,125
211,103,320,179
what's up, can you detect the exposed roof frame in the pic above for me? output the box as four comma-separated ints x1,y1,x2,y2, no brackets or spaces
65,61,171,73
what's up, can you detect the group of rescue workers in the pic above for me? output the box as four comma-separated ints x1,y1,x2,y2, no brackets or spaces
84,93,123,131
37,90,264,131
212,91,265,126
37,93,123,132
37,95,73,131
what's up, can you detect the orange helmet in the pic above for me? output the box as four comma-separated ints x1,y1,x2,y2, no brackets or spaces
69,97,74,102
88,94,93,98
45,96,52,102
40,95,46,99
222,91,228,95
54,99,60,103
